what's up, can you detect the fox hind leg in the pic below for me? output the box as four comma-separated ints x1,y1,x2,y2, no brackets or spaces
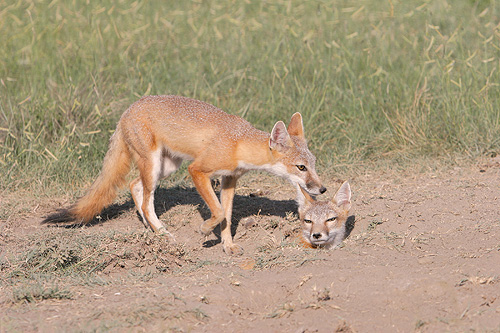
130,177,145,224
131,149,182,239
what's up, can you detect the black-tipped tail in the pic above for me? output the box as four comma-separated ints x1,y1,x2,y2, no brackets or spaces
41,208,77,224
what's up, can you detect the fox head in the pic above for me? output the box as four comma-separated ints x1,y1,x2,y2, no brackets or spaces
297,181,351,249
269,113,326,196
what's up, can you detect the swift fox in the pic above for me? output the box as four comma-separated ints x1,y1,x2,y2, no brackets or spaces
45,95,326,255
297,181,351,249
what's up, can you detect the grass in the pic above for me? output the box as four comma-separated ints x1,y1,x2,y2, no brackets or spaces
1,0,499,196
12,283,72,303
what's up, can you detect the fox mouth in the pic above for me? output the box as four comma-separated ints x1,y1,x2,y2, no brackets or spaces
310,239,329,245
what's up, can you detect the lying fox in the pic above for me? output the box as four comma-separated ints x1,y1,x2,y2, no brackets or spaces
45,95,326,255
297,181,351,249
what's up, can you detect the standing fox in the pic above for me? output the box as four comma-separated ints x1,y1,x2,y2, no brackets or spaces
297,181,351,249
45,95,326,255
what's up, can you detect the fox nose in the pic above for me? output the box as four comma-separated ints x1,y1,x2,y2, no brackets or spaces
319,186,327,194
312,233,322,240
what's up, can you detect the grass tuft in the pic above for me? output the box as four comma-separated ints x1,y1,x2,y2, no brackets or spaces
12,283,72,303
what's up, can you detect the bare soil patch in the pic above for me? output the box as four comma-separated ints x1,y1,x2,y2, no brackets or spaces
1,161,500,332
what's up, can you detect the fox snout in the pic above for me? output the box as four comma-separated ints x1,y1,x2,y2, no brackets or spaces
303,168,327,195
309,231,329,244
304,183,327,196
312,232,323,240
304,227,342,247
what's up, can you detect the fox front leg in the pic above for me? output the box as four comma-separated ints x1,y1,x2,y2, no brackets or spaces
219,175,243,255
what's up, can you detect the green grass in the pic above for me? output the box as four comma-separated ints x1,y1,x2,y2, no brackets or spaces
1,0,500,195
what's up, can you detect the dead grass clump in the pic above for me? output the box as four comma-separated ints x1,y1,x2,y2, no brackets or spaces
1,229,189,283
102,231,189,273
12,284,72,303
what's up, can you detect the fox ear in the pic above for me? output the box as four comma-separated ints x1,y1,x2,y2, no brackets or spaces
333,181,351,211
296,185,315,217
287,112,304,138
270,121,293,151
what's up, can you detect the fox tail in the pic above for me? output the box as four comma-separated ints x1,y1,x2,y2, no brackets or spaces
43,127,131,224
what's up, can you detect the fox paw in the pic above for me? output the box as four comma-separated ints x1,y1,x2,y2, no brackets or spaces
199,222,215,236
157,227,176,242
223,242,243,256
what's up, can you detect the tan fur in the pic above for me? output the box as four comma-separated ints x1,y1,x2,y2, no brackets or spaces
46,95,326,255
297,181,351,249
69,127,132,222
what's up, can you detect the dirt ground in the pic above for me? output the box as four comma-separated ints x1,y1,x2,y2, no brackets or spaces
1,159,500,332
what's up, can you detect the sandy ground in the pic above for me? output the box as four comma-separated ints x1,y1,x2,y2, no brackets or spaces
1,159,499,332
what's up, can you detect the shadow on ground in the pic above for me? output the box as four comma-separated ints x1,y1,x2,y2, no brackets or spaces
44,185,298,246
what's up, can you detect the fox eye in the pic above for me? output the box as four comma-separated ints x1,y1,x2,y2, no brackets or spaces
303,219,312,224
296,165,307,171
326,217,337,222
